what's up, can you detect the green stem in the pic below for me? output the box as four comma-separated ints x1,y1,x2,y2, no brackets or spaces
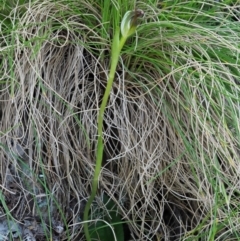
83,33,128,241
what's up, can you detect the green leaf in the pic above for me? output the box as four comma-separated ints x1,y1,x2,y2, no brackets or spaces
90,194,124,241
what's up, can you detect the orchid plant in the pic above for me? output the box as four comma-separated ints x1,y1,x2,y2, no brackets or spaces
83,9,144,241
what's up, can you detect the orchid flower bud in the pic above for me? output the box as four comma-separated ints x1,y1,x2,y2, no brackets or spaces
121,9,144,38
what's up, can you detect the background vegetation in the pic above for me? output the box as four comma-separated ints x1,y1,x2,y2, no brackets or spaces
0,0,240,240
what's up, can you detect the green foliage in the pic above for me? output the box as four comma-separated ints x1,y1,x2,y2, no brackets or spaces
0,0,27,29
89,194,124,241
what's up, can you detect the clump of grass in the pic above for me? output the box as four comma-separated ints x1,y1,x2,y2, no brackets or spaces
0,0,239,240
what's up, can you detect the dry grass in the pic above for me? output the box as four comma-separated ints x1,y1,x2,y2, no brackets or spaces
0,0,240,240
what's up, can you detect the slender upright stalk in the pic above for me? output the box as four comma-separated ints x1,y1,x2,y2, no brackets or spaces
83,10,144,241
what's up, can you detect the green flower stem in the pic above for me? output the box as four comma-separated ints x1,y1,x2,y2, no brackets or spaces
83,9,144,240
83,32,128,241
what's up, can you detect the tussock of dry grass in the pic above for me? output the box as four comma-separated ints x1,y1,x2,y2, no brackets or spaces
0,1,240,241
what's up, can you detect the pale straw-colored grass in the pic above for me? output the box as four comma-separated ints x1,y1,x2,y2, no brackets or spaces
0,0,240,240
